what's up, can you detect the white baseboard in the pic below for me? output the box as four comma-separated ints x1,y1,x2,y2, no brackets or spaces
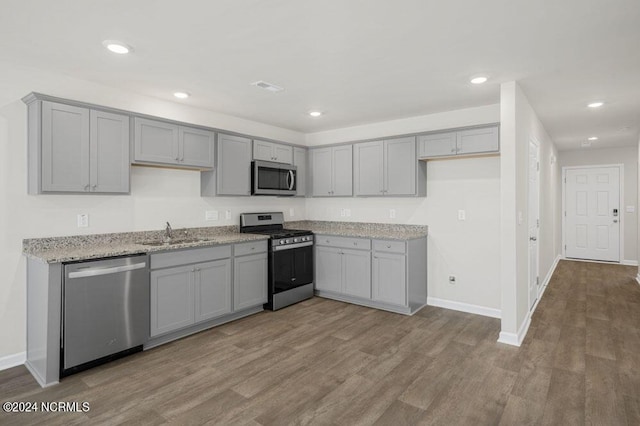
621,260,638,266
497,313,531,347
427,297,501,319
0,352,26,371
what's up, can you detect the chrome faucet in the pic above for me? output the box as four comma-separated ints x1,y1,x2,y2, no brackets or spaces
164,222,173,241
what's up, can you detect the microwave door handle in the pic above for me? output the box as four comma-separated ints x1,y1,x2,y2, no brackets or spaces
288,170,295,191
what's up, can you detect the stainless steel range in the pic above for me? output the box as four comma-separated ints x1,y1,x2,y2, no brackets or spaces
240,212,314,310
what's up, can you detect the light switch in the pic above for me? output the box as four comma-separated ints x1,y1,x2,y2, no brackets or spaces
389,209,396,219
225,210,231,220
205,210,218,221
345,208,351,217
626,206,635,213
77,214,89,228
458,210,466,221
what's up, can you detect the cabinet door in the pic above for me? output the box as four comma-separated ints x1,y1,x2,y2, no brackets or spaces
180,126,215,168
456,126,499,155
417,132,457,158
332,145,353,196
385,137,416,196
217,133,252,196
150,266,194,337
90,110,130,193
372,252,406,306
134,118,179,164
41,101,90,192
293,147,307,197
233,253,268,311
315,246,343,292
194,259,232,323
354,141,384,196
253,140,274,161
342,249,371,299
273,144,293,164
311,147,333,196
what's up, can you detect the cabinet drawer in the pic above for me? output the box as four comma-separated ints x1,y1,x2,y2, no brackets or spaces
373,239,406,254
151,245,231,269
234,240,268,257
315,235,371,250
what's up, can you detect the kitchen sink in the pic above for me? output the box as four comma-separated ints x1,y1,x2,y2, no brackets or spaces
137,238,204,246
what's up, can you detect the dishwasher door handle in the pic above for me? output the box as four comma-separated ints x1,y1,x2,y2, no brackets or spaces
68,262,146,279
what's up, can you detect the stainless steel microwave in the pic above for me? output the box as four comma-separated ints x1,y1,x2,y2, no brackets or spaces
251,160,297,196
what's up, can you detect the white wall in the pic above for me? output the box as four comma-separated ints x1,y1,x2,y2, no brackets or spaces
559,146,638,264
0,63,307,361
305,105,502,313
499,82,560,344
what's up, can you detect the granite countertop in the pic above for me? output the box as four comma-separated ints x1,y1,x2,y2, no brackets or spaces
23,226,268,264
286,220,428,240
24,221,428,263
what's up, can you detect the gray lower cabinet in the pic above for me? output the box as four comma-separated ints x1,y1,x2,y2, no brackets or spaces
149,246,233,338
310,145,353,196
134,117,214,169
418,125,499,159
234,252,268,311
201,133,252,196
354,136,424,196
315,235,427,315
24,98,130,194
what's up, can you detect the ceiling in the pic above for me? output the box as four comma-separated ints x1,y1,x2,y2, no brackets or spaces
1,0,638,150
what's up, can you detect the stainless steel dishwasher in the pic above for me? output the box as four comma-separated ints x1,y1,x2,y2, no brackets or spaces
62,254,149,377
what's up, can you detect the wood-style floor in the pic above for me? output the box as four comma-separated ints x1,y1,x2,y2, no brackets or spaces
1,260,639,425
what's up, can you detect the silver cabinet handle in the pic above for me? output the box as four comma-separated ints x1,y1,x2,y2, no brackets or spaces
613,219,618,223
68,262,146,279
451,148,456,153
287,170,295,191
92,184,97,190
84,184,90,191
529,236,537,241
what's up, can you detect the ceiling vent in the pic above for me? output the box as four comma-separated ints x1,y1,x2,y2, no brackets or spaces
251,81,284,93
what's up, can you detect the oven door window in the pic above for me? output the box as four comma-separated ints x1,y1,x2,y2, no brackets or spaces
272,245,313,293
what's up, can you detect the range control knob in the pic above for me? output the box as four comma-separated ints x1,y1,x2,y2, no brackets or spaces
279,240,285,245
285,239,292,244
293,238,299,243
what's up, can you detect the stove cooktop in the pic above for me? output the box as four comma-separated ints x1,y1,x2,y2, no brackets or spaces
250,228,313,239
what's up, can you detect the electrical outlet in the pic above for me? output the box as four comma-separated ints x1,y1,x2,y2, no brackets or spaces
289,208,295,217
205,210,219,221
345,208,351,217
458,210,466,221
225,210,231,220
448,275,456,285
389,209,396,219
340,209,346,218
77,214,89,228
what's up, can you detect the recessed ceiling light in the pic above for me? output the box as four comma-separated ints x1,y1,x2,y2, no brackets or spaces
102,40,132,54
470,76,488,84
309,111,323,117
587,101,604,108
587,136,598,141
173,92,190,99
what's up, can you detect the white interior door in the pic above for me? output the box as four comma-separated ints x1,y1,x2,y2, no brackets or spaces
565,166,620,262
528,140,540,309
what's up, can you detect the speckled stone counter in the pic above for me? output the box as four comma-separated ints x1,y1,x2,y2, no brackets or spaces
23,226,268,263
286,220,428,240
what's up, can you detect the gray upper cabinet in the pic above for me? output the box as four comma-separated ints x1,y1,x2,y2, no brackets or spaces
90,110,130,193
310,145,353,196
456,126,499,155
354,136,418,196
215,133,252,196
253,140,293,164
133,117,214,169
27,98,130,194
293,147,307,197
418,125,499,159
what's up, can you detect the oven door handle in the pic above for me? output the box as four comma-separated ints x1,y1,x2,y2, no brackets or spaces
287,170,295,191
273,241,313,251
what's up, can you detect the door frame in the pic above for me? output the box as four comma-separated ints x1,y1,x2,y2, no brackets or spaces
528,137,541,309
561,164,624,263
